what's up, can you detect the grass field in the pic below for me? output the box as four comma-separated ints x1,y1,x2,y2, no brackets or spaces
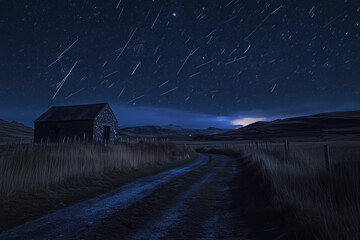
0,142,191,197
1,137,359,239
199,140,360,240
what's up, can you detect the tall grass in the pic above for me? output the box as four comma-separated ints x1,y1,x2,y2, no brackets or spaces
204,142,360,239
0,142,190,197
198,141,360,239
247,144,360,239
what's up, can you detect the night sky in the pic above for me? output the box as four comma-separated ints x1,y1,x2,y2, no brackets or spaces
1,0,359,128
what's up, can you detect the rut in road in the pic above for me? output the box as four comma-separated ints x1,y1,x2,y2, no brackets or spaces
125,156,227,240
91,154,252,240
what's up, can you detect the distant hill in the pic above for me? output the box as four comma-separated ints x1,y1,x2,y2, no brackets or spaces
195,110,360,141
118,125,227,140
0,119,34,144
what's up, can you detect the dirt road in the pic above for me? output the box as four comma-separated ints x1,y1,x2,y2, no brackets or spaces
0,154,252,240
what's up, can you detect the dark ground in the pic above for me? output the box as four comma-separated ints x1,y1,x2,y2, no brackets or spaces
90,154,252,240
0,154,253,240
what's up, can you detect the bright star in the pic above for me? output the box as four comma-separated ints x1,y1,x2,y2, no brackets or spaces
172,12,177,17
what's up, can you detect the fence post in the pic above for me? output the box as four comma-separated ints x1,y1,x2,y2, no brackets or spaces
324,145,331,172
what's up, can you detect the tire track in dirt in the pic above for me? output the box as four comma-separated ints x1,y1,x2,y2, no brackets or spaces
88,155,222,239
124,156,227,240
90,155,253,240
163,155,252,240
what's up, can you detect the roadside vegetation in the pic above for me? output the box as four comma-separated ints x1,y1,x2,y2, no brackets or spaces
200,141,360,240
0,142,192,197
0,141,194,232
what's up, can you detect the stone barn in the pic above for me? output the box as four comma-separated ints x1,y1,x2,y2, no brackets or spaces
34,103,118,143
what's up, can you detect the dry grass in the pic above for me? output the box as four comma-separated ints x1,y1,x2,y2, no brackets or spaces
206,141,360,239
249,144,360,240
0,142,191,197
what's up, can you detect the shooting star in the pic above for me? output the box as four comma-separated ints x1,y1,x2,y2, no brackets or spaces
118,7,124,20
225,56,247,65
65,88,85,99
194,59,216,69
229,48,237,56
189,72,201,78
271,83,277,92
116,0,122,8
116,28,137,61
160,87,178,96
177,48,199,75
131,61,141,75
271,5,284,15
159,80,169,88
156,55,161,64
48,39,78,67
322,13,345,28
151,9,162,29
118,87,125,98
128,94,145,104
244,45,251,54
108,82,116,88
245,5,283,40
48,55,64,68
103,71,118,79
205,29,216,38
207,36,213,44
309,5,315,14
53,61,79,99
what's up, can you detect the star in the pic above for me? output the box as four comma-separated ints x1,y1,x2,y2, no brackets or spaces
172,12,177,17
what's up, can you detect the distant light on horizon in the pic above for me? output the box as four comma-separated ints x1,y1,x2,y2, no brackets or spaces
231,117,266,127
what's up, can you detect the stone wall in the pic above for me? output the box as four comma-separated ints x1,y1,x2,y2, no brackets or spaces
93,104,118,142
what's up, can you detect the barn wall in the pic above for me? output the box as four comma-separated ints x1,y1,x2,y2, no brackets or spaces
93,105,118,142
34,120,93,143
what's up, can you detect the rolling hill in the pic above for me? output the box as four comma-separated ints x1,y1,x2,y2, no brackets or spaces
0,119,34,144
195,110,360,141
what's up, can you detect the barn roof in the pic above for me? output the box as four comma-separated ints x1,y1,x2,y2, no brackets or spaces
35,103,112,122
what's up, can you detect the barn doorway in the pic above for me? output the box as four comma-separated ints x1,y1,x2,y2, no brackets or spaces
103,126,110,143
